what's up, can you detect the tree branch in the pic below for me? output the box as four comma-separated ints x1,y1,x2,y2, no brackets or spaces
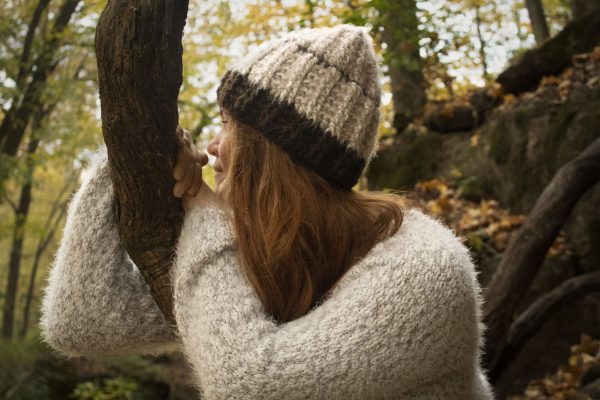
20,182,74,338
0,0,83,188
488,271,600,376
497,8,600,94
16,0,51,88
95,0,189,323
2,193,18,212
483,136,600,382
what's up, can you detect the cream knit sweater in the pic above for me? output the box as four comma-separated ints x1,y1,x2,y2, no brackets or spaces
40,147,495,399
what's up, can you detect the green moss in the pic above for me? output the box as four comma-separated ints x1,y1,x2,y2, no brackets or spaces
545,102,577,153
367,132,442,190
457,175,486,201
70,377,141,400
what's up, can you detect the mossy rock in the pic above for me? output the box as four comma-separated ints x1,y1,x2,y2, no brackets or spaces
367,132,442,191
457,175,487,202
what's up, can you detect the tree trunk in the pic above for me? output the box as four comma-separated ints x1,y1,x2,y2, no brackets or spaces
16,0,51,88
378,0,426,133
497,8,600,94
525,0,550,45
483,136,600,383
95,0,189,323
474,5,489,80
19,177,74,338
1,137,39,338
0,0,81,192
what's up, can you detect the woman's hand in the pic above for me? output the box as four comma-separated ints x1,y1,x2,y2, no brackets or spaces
173,126,222,212
173,126,207,196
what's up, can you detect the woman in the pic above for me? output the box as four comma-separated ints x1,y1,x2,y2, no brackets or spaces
41,24,494,399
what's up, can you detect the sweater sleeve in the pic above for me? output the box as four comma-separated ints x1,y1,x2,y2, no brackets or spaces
40,146,178,357
173,206,483,399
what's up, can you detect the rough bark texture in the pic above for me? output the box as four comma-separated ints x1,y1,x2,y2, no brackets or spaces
483,136,600,382
497,8,600,94
525,0,549,45
95,0,189,323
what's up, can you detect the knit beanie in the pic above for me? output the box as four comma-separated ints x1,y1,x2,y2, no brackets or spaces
216,24,381,190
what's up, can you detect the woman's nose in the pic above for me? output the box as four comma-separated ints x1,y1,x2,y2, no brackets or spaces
207,134,219,157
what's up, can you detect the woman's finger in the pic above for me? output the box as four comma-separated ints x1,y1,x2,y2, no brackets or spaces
173,147,188,180
191,148,208,166
173,179,186,198
183,136,192,150
188,162,202,195
180,151,195,184
181,129,195,150
186,159,198,195
198,151,209,167
174,146,196,181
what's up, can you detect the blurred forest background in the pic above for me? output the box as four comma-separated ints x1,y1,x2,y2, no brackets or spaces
1,0,600,399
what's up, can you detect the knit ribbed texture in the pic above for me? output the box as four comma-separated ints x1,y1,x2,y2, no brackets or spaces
41,148,495,399
217,24,381,190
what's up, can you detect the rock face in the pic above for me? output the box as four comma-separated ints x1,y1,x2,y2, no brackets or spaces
479,83,600,273
369,53,600,271
367,49,600,397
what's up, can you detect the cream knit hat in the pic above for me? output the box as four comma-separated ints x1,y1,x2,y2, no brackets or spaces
217,24,381,190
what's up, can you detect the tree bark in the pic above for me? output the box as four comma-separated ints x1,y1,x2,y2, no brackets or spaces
1,137,39,338
378,0,426,133
525,0,550,45
483,136,600,383
490,271,600,379
19,176,74,338
497,8,600,94
95,0,189,323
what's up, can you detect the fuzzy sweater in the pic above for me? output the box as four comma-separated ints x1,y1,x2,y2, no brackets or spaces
40,147,495,399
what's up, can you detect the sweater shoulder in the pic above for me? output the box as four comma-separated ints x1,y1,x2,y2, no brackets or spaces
394,207,476,280
373,207,472,267
395,207,470,256
335,207,477,295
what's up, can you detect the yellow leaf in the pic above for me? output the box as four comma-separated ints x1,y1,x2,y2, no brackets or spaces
440,103,455,119
503,93,516,105
540,75,561,86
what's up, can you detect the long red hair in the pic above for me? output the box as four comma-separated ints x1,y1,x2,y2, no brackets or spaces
219,117,404,323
